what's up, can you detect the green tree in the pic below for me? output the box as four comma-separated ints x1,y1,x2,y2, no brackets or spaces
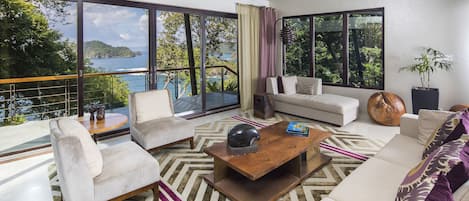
0,0,129,123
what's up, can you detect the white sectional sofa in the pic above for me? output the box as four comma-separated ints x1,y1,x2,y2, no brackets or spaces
266,77,359,126
321,113,469,201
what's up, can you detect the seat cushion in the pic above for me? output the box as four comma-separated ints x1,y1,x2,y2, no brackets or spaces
297,77,322,95
94,142,160,201
418,109,455,145
374,134,425,169
134,90,174,124
132,117,195,150
55,118,103,178
273,93,359,114
281,76,297,95
328,157,409,201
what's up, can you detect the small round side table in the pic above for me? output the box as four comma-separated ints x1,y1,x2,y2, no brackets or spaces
78,113,128,141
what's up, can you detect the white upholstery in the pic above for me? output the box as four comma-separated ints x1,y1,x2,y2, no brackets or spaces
297,77,322,95
94,142,160,201
418,109,454,144
129,89,195,150
266,77,359,126
281,76,297,95
374,134,424,169
53,119,103,178
131,117,195,150
133,89,174,124
322,113,469,201
50,119,160,201
327,158,409,201
273,94,359,114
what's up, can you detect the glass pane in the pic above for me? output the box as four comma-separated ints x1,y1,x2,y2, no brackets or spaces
205,16,239,110
156,11,202,115
83,3,149,124
348,11,384,89
0,1,77,154
284,17,311,76
314,14,344,84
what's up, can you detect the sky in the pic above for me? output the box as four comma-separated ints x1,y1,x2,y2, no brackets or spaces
48,2,168,52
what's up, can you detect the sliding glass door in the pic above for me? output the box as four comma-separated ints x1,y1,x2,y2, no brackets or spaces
155,11,239,115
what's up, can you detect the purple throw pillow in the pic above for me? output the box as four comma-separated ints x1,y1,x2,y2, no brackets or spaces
277,76,284,93
423,110,469,159
425,174,454,201
396,139,468,201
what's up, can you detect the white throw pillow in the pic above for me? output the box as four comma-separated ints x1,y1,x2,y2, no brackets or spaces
296,77,322,95
56,119,103,177
417,109,455,145
281,76,297,95
134,90,173,124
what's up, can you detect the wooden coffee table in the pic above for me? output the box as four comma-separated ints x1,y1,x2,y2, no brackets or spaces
203,121,332,201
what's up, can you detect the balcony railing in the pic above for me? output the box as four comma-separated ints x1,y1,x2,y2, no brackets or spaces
0,65,238,156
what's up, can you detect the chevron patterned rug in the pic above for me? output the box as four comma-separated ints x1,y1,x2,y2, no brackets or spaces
49,112,386,201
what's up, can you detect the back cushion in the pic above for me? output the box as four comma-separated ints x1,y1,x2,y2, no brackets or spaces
296,77,322,95
281,76,297,95
418,109,455,144
134,90,173,124
55,119,103,178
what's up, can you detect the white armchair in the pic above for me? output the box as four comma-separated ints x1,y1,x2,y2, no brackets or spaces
129,89,195,151
50,118,160,201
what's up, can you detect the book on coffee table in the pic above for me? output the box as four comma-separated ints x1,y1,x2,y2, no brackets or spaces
286,122,309,137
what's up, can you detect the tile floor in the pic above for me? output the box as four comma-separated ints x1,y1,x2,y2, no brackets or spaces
0,109,399,201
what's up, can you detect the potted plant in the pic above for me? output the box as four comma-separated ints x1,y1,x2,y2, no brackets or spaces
400,48,452,114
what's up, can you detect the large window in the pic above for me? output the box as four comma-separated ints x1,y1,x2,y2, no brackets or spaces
0,0,238,156
284,8,384,89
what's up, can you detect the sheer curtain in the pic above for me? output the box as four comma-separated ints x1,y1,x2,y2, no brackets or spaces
258,7,277,93
237,4,260,111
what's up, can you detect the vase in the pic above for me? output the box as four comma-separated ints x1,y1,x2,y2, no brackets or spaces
97,105,105,120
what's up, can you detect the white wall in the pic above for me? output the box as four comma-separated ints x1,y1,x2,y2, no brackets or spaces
131,0,270,13
270,0,469,113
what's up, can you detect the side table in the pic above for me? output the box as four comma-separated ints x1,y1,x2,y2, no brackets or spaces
78,113,128,141
253,93,274,119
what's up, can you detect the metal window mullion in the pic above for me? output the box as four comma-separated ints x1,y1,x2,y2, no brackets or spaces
342,13,350,85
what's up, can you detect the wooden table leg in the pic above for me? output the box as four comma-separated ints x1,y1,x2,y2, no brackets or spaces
213,158,229,182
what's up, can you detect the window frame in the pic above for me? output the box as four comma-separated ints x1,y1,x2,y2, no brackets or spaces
283,7,385,90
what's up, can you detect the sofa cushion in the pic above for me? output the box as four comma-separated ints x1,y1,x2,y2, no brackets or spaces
418,109,455,145
327,157,409,201
134,90,173,124
396,139,468,201
296,77,322,95
281,76,297,95
273,93,359,114
94,142,159,201
55,119,103,178
132,117,195,150
423,111,469,159
374,134,425,169
454,181,469,201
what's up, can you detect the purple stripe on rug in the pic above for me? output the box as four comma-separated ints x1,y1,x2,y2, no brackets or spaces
319,143,368,161
232,116,266,128
160,181,182,201
319,142,369,160
231,115,370,161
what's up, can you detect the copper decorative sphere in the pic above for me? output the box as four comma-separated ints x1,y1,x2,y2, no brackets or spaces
367,92,406,126
449,104,469,112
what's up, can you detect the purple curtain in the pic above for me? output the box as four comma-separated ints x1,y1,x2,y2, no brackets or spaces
257,7,278,93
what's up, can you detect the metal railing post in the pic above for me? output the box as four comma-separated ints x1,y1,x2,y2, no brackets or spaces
65,80,70,117
221,68,224,94
8,84,16,119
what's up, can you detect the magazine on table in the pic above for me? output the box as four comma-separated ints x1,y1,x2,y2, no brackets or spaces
286,122,309,137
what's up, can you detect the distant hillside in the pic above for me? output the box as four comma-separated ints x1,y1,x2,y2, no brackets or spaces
84,40,141,59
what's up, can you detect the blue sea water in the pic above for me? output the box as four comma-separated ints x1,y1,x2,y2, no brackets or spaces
89,52,233,100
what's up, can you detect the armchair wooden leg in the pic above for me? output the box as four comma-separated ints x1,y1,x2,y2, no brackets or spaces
153,182,159,201
189,138,195,149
